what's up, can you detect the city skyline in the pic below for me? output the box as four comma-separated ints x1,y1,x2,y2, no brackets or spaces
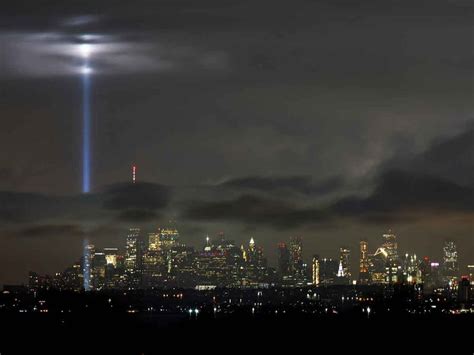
26,225,468,292
1,187,473,285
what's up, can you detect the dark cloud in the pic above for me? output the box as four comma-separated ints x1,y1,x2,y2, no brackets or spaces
332,170,474,219
101,182,170,222
380,127,474,187
0,132,472,231
219,175,344,196
182,194,326,228
15,224,84,238
102,182,170,211
0,182,171,226
0,191,64,223
182,169,474,228
116,209,159,222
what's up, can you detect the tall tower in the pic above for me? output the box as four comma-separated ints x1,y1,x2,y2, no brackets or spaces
277,242,290,276
159,227,179,249
148,232,160,251
289,236,303,272
337,260,345,277
468,265,474,286
442,240,459,285
382,230,399,284
125,228,140,275
289,237,306,285
249,237,256,255
132,164,137,184
339,247,351,280
312,255,320,285
82,242,95,291
359,239,369,284
382,230,398,262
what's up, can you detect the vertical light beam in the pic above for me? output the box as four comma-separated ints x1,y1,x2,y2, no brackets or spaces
82,58,91,193
79,43,93,291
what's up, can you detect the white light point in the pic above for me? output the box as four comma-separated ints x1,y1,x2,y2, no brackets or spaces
79,43,92,58
81,66,92,75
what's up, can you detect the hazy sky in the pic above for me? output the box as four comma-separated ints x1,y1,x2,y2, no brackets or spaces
0,0,473,284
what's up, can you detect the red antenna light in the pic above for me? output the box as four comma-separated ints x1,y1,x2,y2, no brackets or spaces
132,165,136,184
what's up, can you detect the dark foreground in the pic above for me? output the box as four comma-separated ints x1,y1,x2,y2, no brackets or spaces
1,286,473,354
2,311,473,354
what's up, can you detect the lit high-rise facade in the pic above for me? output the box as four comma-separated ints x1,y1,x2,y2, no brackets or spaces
467,265,474,286
148,233,161,251
339,247,351,280
312,255,320,285
125,228,141,288
289,237,303,269
359,240,369,284
82,243,95,291
104,247,119,267
382,230,398,262
91,252,106,290
289,237,307,286
125,228,140,270
442,240,459,285
400,253,421,284
382,230,399,284
159,228,179,249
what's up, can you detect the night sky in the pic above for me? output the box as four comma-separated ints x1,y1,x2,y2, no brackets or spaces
0,0,473,284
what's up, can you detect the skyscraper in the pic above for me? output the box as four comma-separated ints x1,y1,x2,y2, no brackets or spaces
91,251,106,290
125,228,141,288
467,265,474,286
159,228,180,249
368,247,388,284
148,232,161,251
319,258,339,285
400,253,421,284
359,239,369,284
289,237,303,267
382,230,398,262
104,247,119,267
82,243,95,291
442,240,459,285
428,261,442,289
289,237,307,285
457,276,471,303
382,230,399,284
125,228,140,270
339,247,351,280
334,257,350,285
289,237,304,275
277,242,290,277
312,255,320,286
